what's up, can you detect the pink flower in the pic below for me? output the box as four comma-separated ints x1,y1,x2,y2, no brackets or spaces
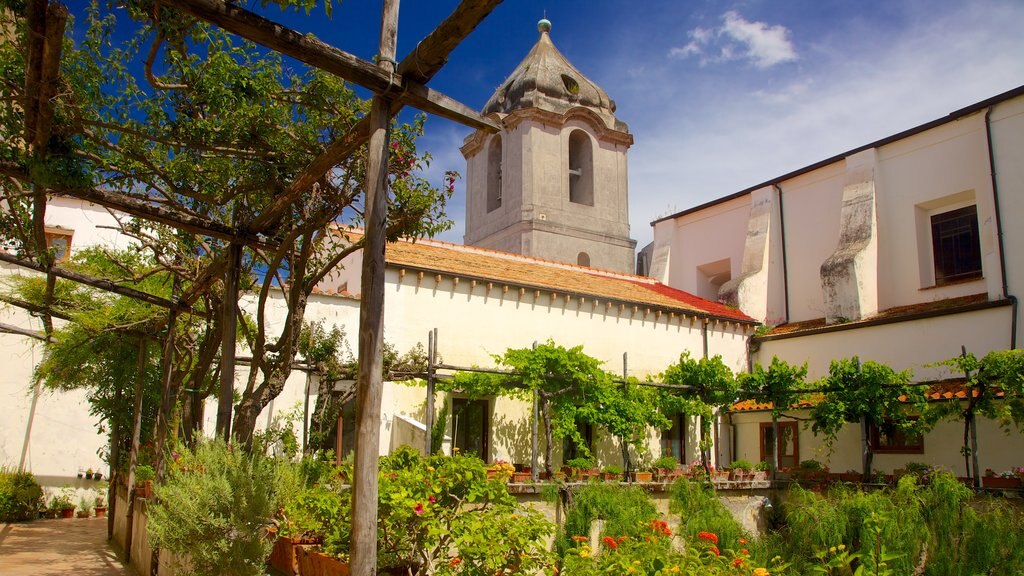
428,495,436,504
414,503,424,516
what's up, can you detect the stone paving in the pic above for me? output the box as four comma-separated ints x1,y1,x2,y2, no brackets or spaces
0,517,134,576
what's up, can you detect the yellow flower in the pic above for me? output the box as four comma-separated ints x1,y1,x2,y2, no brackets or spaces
427,466,435,471
838,544,846,551
753,569,770,576
829,546,837,554
670,566,680,574
633,561,641,565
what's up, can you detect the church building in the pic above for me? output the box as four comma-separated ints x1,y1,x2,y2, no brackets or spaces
461,19,637,274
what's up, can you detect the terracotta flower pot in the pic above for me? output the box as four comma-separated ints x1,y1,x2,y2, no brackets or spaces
298,548,351,576
982,476,1023,489
631,471,653,482
269,536,319,576
60,508,75,519
94,506,107,518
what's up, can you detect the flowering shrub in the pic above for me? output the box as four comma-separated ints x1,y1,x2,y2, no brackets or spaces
561,523,785,575
374,448,555,575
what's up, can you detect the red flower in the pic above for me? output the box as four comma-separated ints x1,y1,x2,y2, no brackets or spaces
602,536,619,550
448,557,462,568
710,546,720,556
697,531,719,544
739,538,748,545
571,535,588,543
414,503,424,516
733,558,744,568
429,495,436,504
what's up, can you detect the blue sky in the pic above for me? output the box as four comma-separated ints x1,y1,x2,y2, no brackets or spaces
69,1,1024,251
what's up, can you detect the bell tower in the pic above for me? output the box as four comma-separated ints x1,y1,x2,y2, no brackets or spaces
461,18,636,273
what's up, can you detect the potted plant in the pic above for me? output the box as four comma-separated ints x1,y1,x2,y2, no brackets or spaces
838,469,861,483
753,460,771,481
565,457,597,482
85,468,94,480
710,465,730,482
50,489,76,519
94,471,103,482
730,459,754,481
94,495,107,518
651,455,680,482
601,464,623,482
486,460,514,482
630,460,653,483
982,469,1023,489
76,496,91,518
134,464,155,498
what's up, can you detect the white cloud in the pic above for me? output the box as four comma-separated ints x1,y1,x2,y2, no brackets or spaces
669,10,798,68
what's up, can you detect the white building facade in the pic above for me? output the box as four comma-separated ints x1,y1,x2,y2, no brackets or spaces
648,86,1024,476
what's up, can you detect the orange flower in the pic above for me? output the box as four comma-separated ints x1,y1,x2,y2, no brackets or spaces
571,535,588,543
710,545,720,556
697,531,719,544
602,536,619,550
448,557,462,569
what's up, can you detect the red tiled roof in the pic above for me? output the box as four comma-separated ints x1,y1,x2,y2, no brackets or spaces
761,294,990,337
333,229,754,323
730,379,1005,412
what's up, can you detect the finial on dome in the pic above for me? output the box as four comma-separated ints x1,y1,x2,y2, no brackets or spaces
537,16,551,34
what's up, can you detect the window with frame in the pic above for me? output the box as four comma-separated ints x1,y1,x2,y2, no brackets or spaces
562,419,594,463
759,421,799,468
452,398,490,463
869,418,923,454
661,413,687,465
931,205,981,285
44,227,73,263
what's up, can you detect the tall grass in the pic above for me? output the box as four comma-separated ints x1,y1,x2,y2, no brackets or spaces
668,478,751,551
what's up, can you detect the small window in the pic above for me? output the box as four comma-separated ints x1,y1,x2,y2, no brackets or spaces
577,252,590,267
661,413,687,465
931,205,981,285
562,419,594,463
452,398,490,462
759,421,799,468
869,419,923,454
568,130,593,206
44,228,73,263
486,136,503,213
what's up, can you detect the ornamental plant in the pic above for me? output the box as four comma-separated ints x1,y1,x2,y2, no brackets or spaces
146,439,284,576
0,468,44,522
659,353,739,471
373,447,556,575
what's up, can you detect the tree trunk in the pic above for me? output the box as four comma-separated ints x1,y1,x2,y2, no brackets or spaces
861,417,873,483
232,291,309,447
541,397,554,476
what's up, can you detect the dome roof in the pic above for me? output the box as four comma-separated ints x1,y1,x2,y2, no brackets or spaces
482,21,622,128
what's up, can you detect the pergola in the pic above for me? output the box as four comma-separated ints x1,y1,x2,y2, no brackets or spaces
2,1,502,574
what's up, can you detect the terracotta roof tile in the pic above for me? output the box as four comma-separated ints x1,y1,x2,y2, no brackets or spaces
761,294,990,337
336,231,754,323
730,379,1005,412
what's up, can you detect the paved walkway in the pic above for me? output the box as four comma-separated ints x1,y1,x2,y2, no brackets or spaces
0,517,134,576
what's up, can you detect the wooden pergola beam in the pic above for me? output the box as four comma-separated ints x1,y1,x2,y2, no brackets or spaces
0,322,55,343
0,252,191,313
165,0,500,132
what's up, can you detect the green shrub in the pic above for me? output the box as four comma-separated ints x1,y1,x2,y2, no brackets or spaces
0,468,44,522
668,477,750,552
652,455,679,470
146,440,283,576
730,459,754,470
565,456,595,470
558,483,661,557
134,464,155,482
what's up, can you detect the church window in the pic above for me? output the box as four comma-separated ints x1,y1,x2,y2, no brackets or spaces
577,252,590,267
487,135,503,213
452,398,490,462
568,129,594,206
931,205,981,286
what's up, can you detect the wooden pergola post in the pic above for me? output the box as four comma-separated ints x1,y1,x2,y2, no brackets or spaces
425,328,437,455
350,2,399,573
217,243,242,439
124,338,148,562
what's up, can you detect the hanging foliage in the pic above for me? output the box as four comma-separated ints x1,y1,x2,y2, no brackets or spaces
659,353,738,470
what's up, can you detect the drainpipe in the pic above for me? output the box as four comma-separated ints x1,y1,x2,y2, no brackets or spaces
775,183,791,324
701,318,709,359
985,107,1017,349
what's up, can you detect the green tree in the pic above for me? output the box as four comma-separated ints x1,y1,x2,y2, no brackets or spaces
446,341,665,476
928,348,1024,483
659,353,739,471
810,357,925,482
739,357,808,474
1,5,456,451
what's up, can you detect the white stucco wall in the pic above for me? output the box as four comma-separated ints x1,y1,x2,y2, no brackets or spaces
731,408,1023,478
754,305,1012,381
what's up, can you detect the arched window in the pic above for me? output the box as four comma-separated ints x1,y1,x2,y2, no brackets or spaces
486,136,502,212
568,129,594,206
577,252,590,267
